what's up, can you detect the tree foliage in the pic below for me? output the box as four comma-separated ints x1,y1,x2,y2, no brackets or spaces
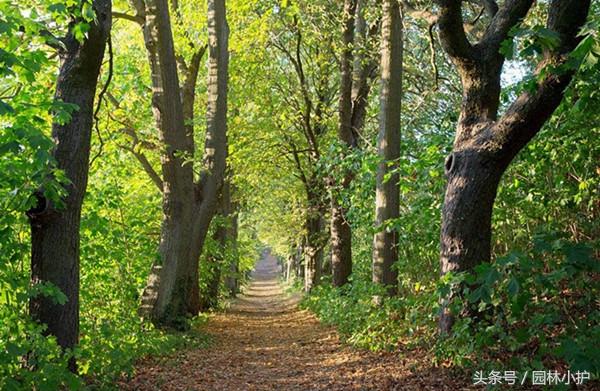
1,0,598,388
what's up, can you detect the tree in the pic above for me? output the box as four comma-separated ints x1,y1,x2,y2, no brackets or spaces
372,0,403,297
270,5,338,292
331,0,378,287
435,0,592,333
118,0,229,327
27,0,111,370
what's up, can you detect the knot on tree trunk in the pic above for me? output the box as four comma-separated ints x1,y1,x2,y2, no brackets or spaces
26,191,52,222
444,152,455,176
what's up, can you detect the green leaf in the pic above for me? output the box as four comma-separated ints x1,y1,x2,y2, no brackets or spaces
0,99,15,115
82,2,96,22
507,277,519,297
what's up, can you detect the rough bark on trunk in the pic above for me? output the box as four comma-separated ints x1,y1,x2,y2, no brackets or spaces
141,0,197,329
28,0,111,371
130,0,228,324
435,0,591,334
372,0,402,297
295,242,304,280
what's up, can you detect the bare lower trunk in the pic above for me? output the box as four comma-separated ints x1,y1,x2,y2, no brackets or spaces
331,200,352,286
372,0,402,297
136,0,228,324
285,255,293,282
190,0,229,313
295,242,304,280
438,151,502,332
304,211,324,292
28,0,111,371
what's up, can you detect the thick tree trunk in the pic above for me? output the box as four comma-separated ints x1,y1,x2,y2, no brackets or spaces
372,0,402,297
28,0,111,371
435,0,591,334
439,150,503,332
145,0,196,328
135,0,228,324
330,199,352,286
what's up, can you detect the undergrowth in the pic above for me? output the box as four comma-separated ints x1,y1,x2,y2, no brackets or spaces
303,233,599,382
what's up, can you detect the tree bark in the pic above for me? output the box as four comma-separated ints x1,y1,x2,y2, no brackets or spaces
331,0,378,287
28,0,111,371
435,0,591,334
304,185,325,292
188,0,229,313
331,0,357,288
304,214,324,292
131,0,228,325
372,0,403,297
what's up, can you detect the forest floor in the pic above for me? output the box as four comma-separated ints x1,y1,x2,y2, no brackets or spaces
120,252,475,390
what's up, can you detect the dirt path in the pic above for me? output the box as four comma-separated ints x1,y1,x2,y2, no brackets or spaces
122,251,471,390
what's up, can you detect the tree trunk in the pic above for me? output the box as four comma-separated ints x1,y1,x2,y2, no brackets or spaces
330,0,358,286
144,0,196,328
134,0,228,324
295,242,304,280
285,255,293,282
331,0,376,287
435,0,591,334
372,0,402,297
28,0,111,371
188,0,230,313
330,199,352,286
304,212,324,292
304,186,325,292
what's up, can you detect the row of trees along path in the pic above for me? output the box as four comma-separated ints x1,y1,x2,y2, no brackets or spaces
120,250,472,390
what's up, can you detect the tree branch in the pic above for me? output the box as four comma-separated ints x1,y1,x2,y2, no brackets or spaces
479,0,534,56
120,137,164,192
112,11,144,25
484,0,591,163
434,0,474,62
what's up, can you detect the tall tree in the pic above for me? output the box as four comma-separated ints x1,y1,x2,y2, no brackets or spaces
119,0,229,327
331,0,378,287
27,0,112,370
190,0,230,313
435,0,591,333
372,0,403,297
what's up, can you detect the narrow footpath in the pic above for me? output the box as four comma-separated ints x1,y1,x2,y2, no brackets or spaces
122,252,471,390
